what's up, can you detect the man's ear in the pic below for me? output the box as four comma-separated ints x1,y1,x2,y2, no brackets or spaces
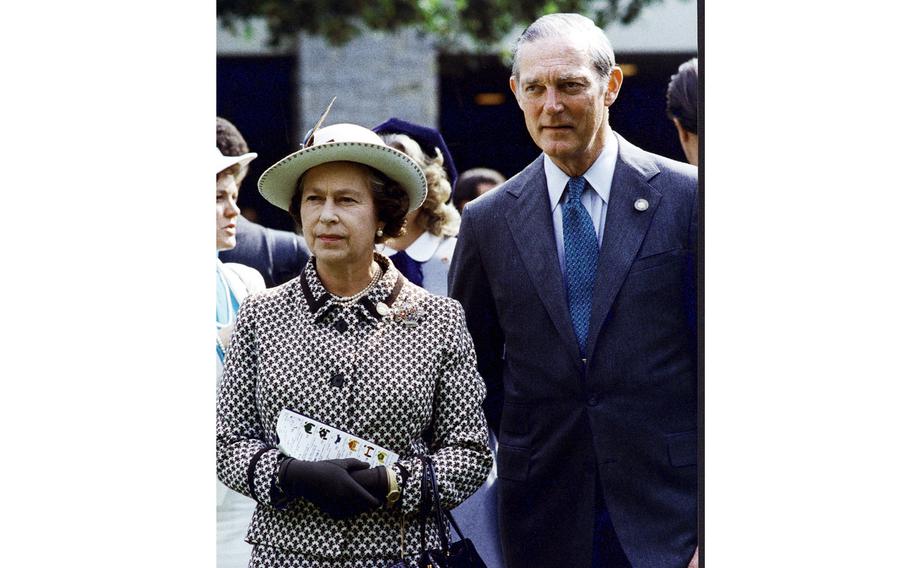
604,66,623,107
509,76,524,110
673,117,692,144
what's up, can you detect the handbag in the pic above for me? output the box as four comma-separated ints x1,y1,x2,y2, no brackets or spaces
392,455,487,568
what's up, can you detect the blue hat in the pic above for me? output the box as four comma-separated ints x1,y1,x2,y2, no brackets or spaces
372,118,458,188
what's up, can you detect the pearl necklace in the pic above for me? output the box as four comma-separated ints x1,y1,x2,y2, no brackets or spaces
330,264,382,307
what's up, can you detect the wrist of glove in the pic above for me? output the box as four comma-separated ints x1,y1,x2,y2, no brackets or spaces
348,465,390,504
278,458,381,519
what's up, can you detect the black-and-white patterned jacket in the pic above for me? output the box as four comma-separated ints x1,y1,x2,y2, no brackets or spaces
217,254,492,565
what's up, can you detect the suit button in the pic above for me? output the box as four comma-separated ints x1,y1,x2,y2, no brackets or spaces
329,373,345,387
587,394,601,407
333,319,348,333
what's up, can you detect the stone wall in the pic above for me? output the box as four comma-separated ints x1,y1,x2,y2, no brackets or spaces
296,28,438,137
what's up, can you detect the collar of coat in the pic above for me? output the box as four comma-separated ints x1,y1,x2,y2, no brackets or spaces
299,252,404,323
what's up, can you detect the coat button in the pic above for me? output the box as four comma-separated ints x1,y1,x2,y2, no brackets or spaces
329,373,345,387
587,394,601,407
333,319,348,333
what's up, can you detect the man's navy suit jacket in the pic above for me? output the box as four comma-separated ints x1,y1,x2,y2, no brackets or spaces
219,216,310,288
449,134,698,568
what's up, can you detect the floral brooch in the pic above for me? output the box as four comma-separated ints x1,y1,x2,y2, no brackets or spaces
376,300,424,327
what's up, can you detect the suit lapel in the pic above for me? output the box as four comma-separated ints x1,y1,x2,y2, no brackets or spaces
506,157,580,359
585,136,663,357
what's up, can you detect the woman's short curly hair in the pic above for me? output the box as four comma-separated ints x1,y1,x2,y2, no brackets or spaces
288,161,409,244
380,133,460,237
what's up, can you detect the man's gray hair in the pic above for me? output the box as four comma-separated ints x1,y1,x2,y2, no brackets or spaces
511,13,616,81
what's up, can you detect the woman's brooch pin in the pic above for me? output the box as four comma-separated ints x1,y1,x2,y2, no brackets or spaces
389,301,424,327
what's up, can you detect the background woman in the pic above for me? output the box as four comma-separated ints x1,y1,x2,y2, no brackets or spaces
373,120,460,296
216,147,266,568
216,122,492,567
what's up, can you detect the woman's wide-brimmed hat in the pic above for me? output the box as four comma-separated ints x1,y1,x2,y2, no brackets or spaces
216,147,257,176
258,123,427,214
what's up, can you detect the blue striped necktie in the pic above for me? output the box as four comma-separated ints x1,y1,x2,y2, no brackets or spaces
562,176,599,354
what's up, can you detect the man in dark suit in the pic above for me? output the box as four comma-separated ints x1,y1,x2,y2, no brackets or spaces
449,13,698,568
217,117,310,287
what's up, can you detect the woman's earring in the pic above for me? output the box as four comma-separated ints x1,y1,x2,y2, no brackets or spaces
376,227,384,237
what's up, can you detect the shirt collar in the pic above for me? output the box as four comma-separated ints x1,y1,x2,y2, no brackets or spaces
544,131,619,213
299,253,404,322
410,231,444,262
375,231,443,263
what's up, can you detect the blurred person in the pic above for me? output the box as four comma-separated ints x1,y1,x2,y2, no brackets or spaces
453,168,506,213
666,58,699,166
449,13,698,568
217,117,311,287
216,147,266,568
217,122,492,567
375,120,505,568
373,120,460,296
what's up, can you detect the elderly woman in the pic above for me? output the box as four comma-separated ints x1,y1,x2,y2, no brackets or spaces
216,122,492,567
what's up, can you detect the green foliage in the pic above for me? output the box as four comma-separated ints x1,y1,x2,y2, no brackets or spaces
217,0,671,48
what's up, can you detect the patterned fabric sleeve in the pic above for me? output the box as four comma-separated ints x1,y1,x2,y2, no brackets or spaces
395,301,493,515
216,296,286,508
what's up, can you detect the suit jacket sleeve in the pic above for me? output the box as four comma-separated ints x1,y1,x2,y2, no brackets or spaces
448,204,505,435
684,185,698,343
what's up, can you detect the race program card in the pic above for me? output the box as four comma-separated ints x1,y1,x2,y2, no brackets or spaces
276,408,399,467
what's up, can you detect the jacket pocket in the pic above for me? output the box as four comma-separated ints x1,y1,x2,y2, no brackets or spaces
628,247,684,275
666,430,697,467
497,444,530,481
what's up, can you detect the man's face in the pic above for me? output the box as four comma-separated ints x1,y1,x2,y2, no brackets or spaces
510,35,622,175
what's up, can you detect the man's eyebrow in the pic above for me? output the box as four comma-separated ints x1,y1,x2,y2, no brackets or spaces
522,74,588,85
557,74,588,82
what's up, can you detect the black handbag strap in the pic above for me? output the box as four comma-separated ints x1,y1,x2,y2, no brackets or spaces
418,455,431,554
444,508,466,541
417,455,457,559
422,456,468,541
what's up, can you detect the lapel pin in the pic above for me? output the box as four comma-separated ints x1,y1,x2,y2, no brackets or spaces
634,198,649,212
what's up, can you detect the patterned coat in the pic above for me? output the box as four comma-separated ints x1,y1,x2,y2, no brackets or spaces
217,254,492,566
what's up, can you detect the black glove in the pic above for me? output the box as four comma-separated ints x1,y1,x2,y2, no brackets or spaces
279,458,380,519
349,465,390,504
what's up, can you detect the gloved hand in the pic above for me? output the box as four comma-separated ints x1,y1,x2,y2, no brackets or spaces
349,465,390,503
279,458,380,519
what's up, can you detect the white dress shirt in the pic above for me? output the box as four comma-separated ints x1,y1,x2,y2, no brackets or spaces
544,131,619,277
